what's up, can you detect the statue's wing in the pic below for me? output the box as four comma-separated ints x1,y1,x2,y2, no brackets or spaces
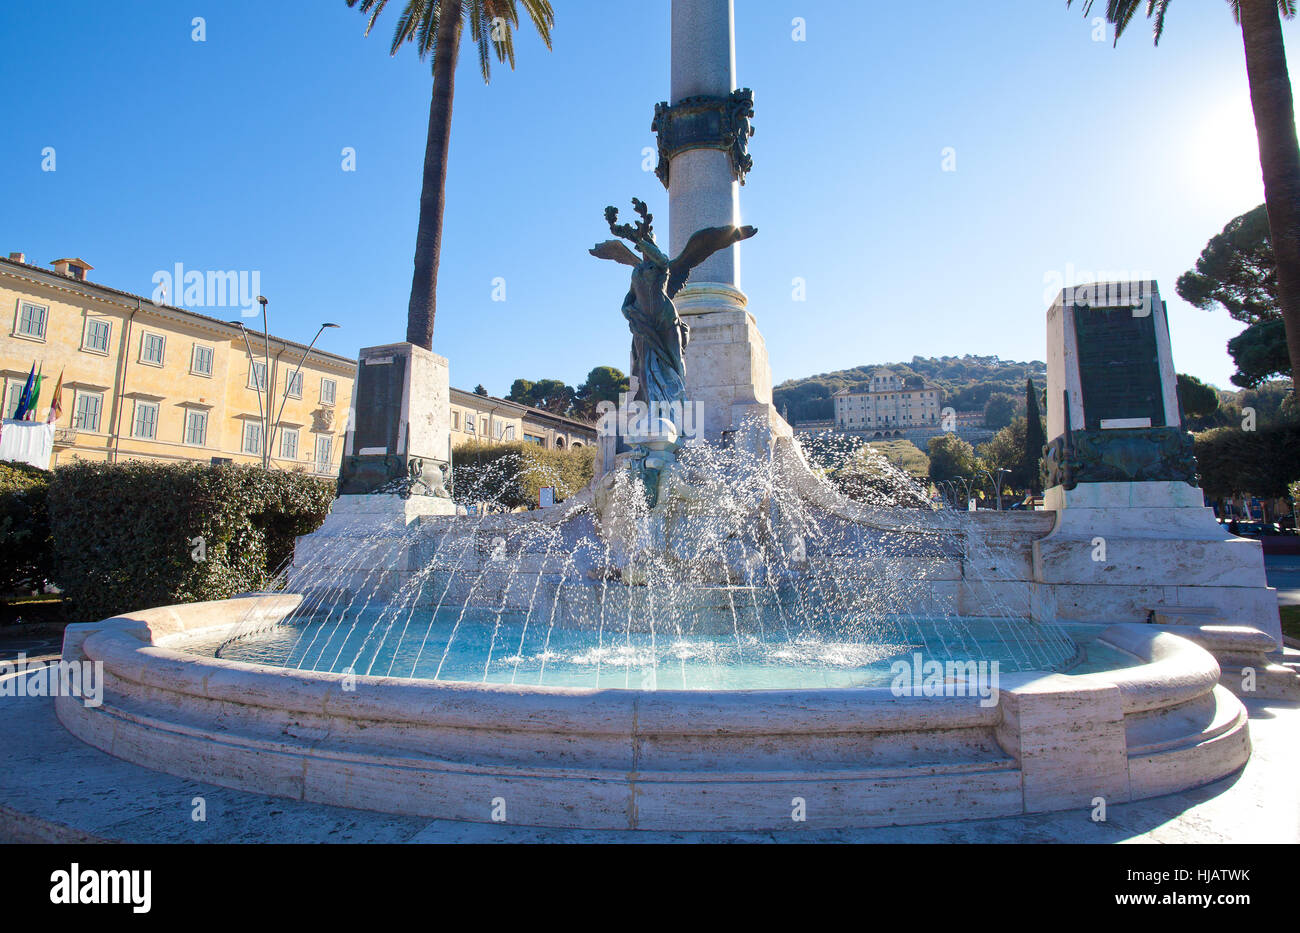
666,225,757,298
589,240,641,267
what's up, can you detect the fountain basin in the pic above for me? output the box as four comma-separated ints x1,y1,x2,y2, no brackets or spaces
56,595,1251,831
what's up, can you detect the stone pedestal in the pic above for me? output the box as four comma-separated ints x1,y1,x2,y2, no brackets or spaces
338,342,453,501
676,283,792,444
291,341,456,599
1034,283,1281,646
1031,481,1279,644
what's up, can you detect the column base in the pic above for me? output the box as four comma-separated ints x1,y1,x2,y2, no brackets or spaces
675,282,792,444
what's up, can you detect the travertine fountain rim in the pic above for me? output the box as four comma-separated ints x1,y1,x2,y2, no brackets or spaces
54,594,1252,831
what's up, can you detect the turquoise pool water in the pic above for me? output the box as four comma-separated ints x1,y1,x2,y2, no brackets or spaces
198,607,1132,691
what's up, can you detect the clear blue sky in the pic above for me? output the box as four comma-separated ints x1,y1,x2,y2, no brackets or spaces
2,0,1293,394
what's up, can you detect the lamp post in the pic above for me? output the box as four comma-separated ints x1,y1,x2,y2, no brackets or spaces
955,476,974,511
978,468,1012,510
267,322,340,467
231,321,266,468
257,296,271,469
232,310,340,471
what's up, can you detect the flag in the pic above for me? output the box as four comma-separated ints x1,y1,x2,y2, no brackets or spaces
23,365,43,421
45,370,64,424
11,362,35,420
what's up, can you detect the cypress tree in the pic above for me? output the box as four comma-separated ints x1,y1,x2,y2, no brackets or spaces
1023,377,1047,495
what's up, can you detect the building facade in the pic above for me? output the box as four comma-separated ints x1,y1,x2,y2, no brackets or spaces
449,387,595,450
833,370,943,435
1,253,353,473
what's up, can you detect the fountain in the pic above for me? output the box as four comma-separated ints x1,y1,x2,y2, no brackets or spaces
53,0,1289,832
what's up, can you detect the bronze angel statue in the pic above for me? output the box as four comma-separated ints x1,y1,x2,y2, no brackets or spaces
590,199,756,413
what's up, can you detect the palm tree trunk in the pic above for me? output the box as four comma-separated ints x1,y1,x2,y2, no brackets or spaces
1240,0,1300,391
406,0,464,350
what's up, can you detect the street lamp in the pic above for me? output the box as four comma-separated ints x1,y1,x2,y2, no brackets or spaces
232,310,339,470
955,476,975,511
230,320,266,468
267,322,340,467
978,468,1013,510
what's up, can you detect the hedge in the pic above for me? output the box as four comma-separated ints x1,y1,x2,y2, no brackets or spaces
0,462,54,594
452,441,595,509
1193,422,1300,500
47,461,333,622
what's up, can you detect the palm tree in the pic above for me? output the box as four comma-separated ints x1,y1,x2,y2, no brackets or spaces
1068,1,1300,393
347,0,554,350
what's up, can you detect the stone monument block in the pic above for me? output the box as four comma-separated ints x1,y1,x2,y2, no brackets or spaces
1033,282,1280,645
338,342,453,500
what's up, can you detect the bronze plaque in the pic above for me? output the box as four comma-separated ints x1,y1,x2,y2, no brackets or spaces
1073,306,1165,430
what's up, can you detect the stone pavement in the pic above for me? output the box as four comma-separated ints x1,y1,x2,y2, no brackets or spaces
1,676,1295,843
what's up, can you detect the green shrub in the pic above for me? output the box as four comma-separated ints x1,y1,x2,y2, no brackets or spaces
0,462,53,595
452,441,595,509
47,462,333,622
1194,422,1300,499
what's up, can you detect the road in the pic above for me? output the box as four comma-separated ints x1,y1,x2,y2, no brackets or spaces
1266,554,1300,607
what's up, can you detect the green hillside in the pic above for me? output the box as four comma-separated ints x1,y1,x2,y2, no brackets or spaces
774,355,1047,425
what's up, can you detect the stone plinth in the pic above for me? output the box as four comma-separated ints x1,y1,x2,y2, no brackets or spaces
675,283,791,443
1036,282,1281,647
338,342,452,497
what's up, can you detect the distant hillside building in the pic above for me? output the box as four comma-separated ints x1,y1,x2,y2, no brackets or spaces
832,371,942,435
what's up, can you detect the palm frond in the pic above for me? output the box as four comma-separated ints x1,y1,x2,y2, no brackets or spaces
348,0,553,80
1071,0,1293,45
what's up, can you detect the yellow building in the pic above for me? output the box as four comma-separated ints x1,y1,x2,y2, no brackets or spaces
833,370,943,435
449,387,595,450
1,253,353,474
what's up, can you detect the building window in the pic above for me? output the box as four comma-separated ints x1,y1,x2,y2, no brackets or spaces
15,302,47,340
320,378,336,405
314,434,333,473
285,371,303,399
280,427,299,459
83,318,111,354
243,421,263,455
132,401,159,439
504,425,515,441
184,410,208,446
73,391,103,432
466,417,476,435
524,434,543,445
452,411,460,430
140,332,165,366
191,344,214,376
249,361,267,391
3,380,25,418
480,417,488,435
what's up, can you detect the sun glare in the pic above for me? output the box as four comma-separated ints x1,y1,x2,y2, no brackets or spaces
1182,95,1268,214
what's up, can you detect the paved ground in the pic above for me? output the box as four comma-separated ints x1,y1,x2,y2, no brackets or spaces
1265,554,1300,608
0,673,1295,843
